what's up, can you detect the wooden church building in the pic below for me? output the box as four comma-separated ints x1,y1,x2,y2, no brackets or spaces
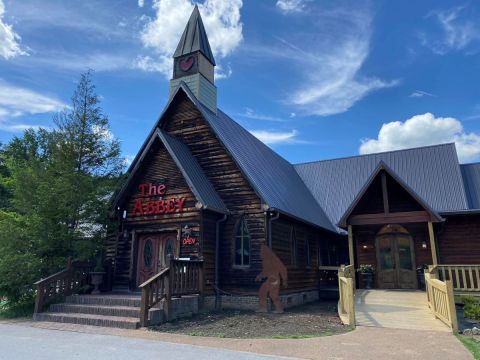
109,5,480,306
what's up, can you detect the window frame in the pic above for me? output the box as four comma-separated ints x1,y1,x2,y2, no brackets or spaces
233,217,251,268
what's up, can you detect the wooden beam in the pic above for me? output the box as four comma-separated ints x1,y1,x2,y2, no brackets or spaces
349,211,431,226
381,172,389,214
428,221,438,265
347,225,356,289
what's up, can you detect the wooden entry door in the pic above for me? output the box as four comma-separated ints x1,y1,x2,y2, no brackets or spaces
136,233,177,286
375,225,417,289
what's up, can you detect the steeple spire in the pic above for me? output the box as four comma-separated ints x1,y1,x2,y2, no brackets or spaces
174,5,215,66
170,5,217,114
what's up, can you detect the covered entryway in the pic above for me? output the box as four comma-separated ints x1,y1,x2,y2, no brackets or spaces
375,225,417,289
355,289,450,331
136,232,177,286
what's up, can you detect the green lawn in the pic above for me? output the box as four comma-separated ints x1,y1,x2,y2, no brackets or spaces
457,335,480,360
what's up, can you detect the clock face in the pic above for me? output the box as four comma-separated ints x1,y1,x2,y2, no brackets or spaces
179,56,195,71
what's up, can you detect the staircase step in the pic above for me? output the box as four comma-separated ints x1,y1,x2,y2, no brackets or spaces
33,312,140,329
49,303,141,318
65,295,141,307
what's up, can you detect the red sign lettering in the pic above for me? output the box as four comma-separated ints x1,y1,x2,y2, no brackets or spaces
182,236,196,245
131,183,186,217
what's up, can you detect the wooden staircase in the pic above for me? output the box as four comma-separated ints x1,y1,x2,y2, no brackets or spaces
33,256,204,329
34,294,143,329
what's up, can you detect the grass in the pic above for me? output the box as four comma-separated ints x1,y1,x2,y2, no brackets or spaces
457,335,480,360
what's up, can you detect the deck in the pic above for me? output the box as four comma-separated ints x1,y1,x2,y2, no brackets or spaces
355,289,450,332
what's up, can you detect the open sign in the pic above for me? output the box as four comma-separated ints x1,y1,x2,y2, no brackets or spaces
182,236,196,245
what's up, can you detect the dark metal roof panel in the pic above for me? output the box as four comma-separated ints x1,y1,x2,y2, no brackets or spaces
173,5,216,65
192,102,336,232
158,130,228,214
294,144,470,229
461,163,480,210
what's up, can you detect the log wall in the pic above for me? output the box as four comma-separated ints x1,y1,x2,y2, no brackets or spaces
438,215,480,264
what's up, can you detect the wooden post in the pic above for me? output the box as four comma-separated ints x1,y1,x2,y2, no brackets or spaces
446,280,459,332
347,225,356,288
165,254,173,321
140,287,148,327
34,284,44,314
428,222,438,265
198,258,205,309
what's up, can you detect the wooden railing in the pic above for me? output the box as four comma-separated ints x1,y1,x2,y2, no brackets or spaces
337,265,355,327
425,268,458,332
433,265,480,292
139,256,204,327
34,258,96,314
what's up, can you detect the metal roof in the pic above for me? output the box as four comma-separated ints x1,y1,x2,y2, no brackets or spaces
176,85,336,232
461,163,480,210
173,5,216,65
113,127,227,215
158,130,228,214
295,143,470,230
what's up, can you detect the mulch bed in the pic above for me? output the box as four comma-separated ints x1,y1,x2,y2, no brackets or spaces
150,301,349,339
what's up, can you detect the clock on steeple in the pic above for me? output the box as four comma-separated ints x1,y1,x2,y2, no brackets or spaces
169,5,217,113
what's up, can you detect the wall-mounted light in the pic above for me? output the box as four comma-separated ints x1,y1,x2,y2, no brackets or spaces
362,244,368,250
422,241,427,249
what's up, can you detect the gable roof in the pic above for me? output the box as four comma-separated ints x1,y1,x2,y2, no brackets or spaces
337,161,443,228
173,5,216,65
123,83,336,233
295,143,470,231
114,128,228,214
461,163,480,210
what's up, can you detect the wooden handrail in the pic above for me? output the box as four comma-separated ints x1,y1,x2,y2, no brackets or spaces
33,258,96,314
337,264,355,327
432,265,480,292
425,269,458,332
139,256,204,327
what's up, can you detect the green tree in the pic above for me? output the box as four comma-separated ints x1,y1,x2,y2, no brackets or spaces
0,71,123,306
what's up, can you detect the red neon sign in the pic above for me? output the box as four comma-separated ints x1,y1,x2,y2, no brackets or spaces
132,183,186,217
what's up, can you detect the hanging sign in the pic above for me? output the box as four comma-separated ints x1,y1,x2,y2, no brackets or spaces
182,236,197,245
132,183,186,216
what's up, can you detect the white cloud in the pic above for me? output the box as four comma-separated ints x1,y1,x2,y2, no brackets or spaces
421,6,480,55
138,0,145,8
137,0,243,78
360,113,480,163
276,0,306,14
409,90,435,98
239,108,285,122
249,6,397,116
0,80,66,132
249,129,299,145
0,0,28,59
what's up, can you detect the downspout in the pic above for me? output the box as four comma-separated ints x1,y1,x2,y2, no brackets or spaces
267,210,280,248
215,214,228,310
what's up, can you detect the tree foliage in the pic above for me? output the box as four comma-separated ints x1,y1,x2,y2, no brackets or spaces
0,71,124,305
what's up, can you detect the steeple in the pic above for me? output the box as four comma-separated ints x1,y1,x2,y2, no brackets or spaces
174,5,215,66
169,5,217,113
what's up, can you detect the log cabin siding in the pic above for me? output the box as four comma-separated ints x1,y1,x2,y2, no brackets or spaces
201,210,221,295
161,95,266,291
438,215,480,264
271,216,325,291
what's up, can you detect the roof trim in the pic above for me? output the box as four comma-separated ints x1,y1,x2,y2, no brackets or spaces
337,161,443,228
113,128,228,215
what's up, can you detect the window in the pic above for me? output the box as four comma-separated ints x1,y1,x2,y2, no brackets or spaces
305,236,311,268
290,226,297,266
234,218,251,266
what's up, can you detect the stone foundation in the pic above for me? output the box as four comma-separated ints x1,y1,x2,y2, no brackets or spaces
204,289,319,311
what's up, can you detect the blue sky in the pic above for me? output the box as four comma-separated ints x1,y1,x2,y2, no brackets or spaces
1,0,480,166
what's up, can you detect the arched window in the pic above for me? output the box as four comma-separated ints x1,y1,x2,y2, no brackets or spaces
290,226,297,267
234,218,251,266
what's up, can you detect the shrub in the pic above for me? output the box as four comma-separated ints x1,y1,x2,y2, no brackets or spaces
465,303,480,321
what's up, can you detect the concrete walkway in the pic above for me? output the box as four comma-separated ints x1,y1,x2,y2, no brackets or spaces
355,289,450,332
0,320,471,360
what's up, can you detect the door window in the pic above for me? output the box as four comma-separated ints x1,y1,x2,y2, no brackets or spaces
143,239,153,267
164,237,175,263
396,235,413,270
378,236,394,270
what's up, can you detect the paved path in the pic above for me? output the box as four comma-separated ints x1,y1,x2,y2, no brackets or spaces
0,323,292,360
0,320,471,360
355,289,450,331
